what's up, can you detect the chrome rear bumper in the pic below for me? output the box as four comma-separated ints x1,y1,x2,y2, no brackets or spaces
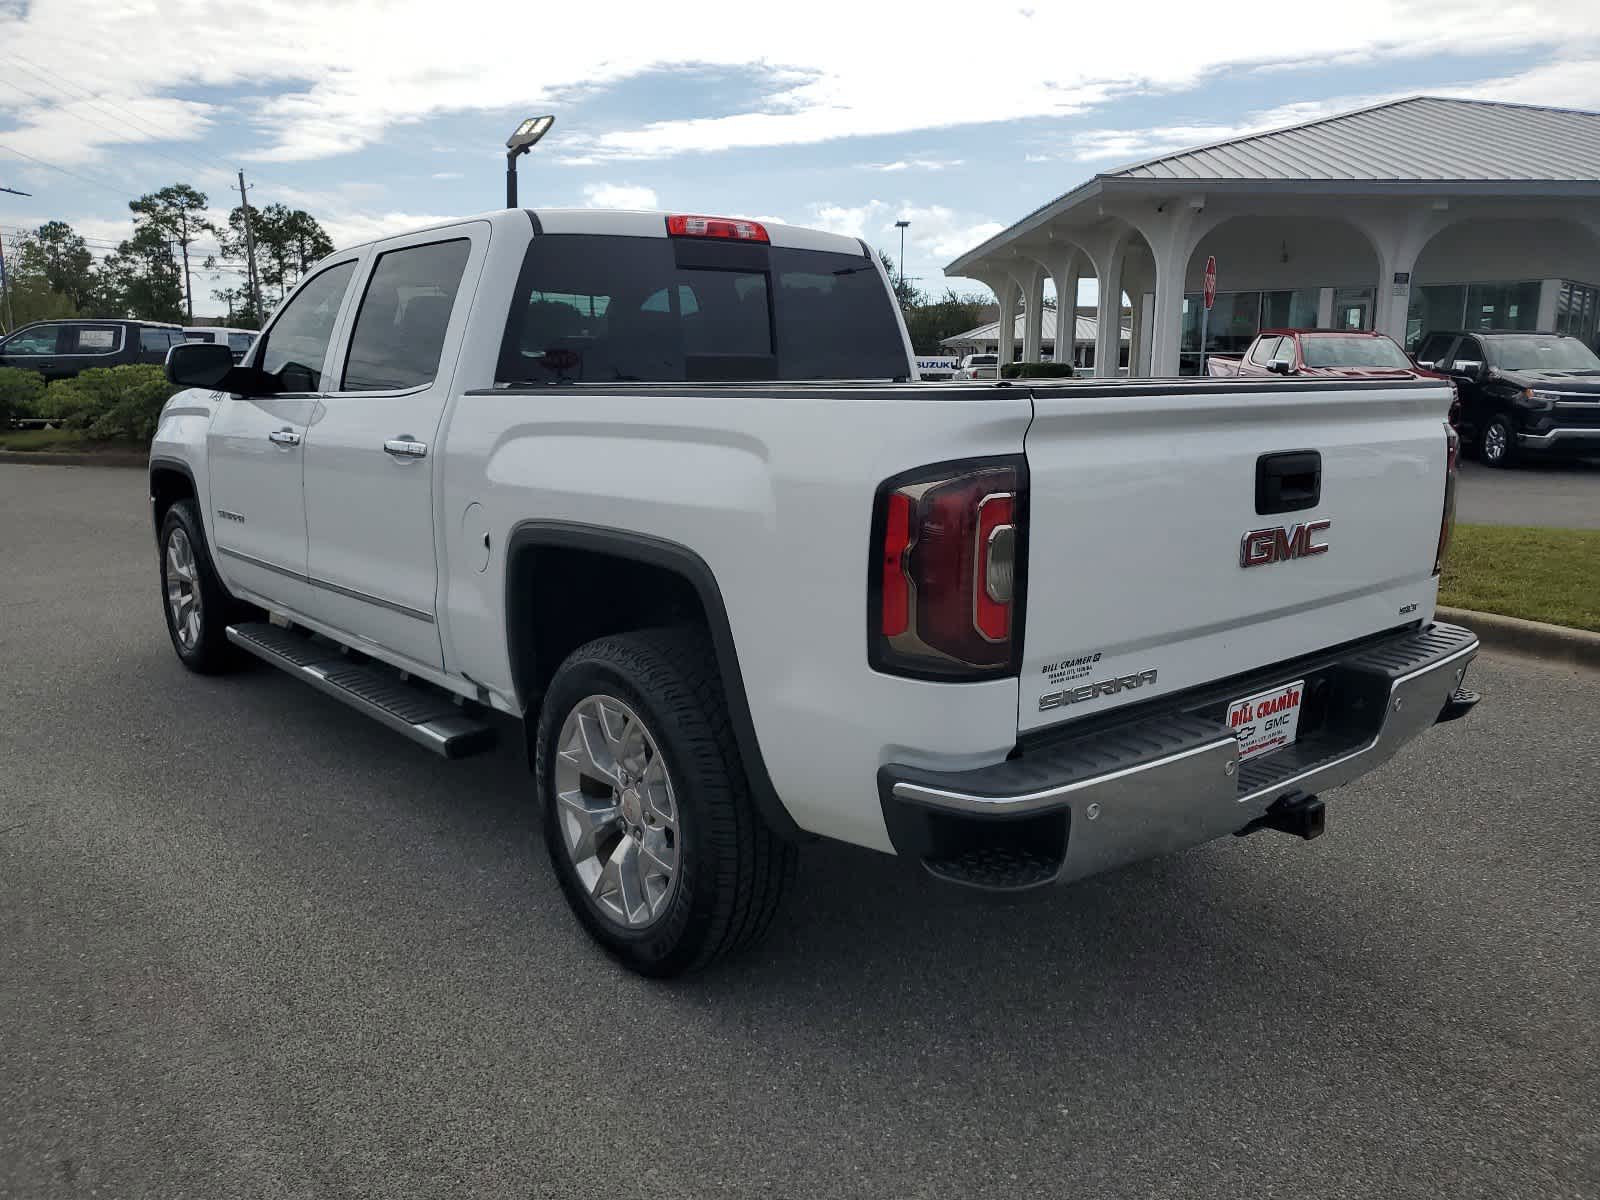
878,622,1479,889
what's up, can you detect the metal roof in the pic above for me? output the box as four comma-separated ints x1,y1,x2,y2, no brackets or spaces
1109,96,1600,184
940,310,1129,347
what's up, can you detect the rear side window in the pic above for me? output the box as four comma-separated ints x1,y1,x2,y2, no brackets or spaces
141,328,172,353
228,332,255,353
70,326,121,354
497,234,908,384
341,239,471,392
258,261,358,392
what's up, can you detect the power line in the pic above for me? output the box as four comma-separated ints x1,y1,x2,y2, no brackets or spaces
0,53,240,183
0,143,133,199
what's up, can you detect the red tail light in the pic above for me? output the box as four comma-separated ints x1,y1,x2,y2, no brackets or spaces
1434,420,1459,576
665,214,769,242
870,457,1027,679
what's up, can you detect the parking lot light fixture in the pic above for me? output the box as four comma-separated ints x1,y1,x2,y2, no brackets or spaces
505,115,555,208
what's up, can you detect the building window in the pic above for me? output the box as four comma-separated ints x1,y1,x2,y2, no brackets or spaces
1556,281,1599,347
1406,284,1467,349
1331,287,1375,331
1260,289,1319,330
1464,281,1540,332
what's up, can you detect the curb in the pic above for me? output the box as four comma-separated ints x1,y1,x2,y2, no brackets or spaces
1437,605,1600,671
0,450,146,469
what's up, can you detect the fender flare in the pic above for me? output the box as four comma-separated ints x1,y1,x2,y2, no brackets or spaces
504,519,806,842
148,455,200,542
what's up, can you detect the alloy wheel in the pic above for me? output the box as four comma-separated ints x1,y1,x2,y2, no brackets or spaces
1484,422,1507,463
553,695,681,929
165,528,203,651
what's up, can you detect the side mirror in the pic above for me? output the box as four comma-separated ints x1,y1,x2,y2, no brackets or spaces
165,341,234,388
1453,359,1484,381
1268,358,1294,375
1416,359,1435,369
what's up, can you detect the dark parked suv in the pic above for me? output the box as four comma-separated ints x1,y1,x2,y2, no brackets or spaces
1413,329,1600,467
0,319,187,381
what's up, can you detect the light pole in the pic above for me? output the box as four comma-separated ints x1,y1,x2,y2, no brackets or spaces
894,219,910,294
505,115,556,209
0,185,30,334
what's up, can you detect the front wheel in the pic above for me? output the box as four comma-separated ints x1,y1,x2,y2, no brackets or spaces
159,499,245,673
1480,415,1519,468
535,629,795,976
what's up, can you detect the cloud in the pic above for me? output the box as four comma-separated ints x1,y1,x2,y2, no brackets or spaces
431,171,464,180
1,0,1597,169
806,199,1003,262
581,182,659,209
861,159,963,172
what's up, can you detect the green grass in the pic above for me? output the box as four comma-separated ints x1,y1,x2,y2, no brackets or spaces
1440,523,1600,632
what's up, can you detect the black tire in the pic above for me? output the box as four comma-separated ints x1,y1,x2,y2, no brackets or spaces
535,629,795,977
1480,414,1519,468
158,498,246,674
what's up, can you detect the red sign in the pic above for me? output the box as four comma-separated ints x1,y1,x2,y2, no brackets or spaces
1203,256,1217,310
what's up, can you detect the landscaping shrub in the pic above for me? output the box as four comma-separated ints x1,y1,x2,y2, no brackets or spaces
1001,362,1076,379
0,366,48,425
40,364,179,443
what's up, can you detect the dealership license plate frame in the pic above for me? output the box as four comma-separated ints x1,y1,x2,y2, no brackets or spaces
1226,678,1306,761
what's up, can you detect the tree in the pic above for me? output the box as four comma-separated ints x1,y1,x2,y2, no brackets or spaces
98,223,185,323
901,288,990,356
129,184,216,321
878,248,919,310
12,221,98,312
216,202,334,305
209,282,264,330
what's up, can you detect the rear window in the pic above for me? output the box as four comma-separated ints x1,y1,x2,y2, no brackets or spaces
969,354,997,366
1301,336,1411,368
497,234,908,384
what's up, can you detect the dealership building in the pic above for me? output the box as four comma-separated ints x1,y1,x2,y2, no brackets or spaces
945,96,1600,376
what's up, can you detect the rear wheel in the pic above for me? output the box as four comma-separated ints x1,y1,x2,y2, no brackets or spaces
1480,415,1518,468
535,629,795,976
159,499,245,673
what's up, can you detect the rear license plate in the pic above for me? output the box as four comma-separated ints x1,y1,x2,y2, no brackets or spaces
1226,679,1305,760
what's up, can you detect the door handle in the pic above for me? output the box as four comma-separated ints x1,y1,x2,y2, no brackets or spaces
268,428,302,447
383,438,428,459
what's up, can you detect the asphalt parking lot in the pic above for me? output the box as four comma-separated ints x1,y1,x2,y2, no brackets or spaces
1456,456,1600,529
3,464,1598,1200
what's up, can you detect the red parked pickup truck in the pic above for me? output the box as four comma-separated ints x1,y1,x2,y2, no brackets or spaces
1207,329,1422,379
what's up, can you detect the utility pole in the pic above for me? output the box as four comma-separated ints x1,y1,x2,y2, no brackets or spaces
895,219,910,294
0,185,30,334
235,169,263,324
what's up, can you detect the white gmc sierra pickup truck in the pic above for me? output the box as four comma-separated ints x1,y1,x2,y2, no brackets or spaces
150,208,1481,975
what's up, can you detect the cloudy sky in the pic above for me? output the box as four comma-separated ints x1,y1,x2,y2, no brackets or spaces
2,0,1599,316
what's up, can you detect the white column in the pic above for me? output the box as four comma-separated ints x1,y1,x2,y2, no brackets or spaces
996,281,1018,365
1137,292,1155,376
1092,235,1128,378
1537,278,1562,330
1126,276,1148,377
1129,206,1207,378
1316,288,1335,329
1050,250,1083,368
1017,266,1046,363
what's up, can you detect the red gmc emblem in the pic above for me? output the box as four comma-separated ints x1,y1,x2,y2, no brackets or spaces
1240,520,1331,568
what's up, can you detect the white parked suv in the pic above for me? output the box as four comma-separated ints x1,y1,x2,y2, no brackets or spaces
150,208,1480,975
953,352,999,379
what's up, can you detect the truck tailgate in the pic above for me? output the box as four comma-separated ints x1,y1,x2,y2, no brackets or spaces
1019,380,1453,734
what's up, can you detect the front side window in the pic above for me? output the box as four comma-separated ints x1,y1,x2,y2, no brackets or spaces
1444,337,1486,368
1248,336,1282,366
2,327,61,356
497,234,908,384
141,328,171,353
257,261,358,392
1415,334,1456,365
341,239,471,392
